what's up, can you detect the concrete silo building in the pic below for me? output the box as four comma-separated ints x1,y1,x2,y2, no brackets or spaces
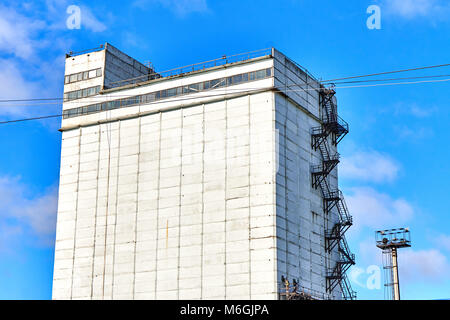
52,43,355,300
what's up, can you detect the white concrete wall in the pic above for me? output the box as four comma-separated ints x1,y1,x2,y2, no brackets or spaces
53,91,278,300
64,50,104,94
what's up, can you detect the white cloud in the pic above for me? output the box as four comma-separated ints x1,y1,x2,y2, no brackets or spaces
383,0,450,19
0,176,58,246
345,187,414,231
0,5,46,59
399,249,450,282
340,151,400,183
0,59,41,116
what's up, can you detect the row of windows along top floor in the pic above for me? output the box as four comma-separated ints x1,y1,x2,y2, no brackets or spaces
63,68,272,119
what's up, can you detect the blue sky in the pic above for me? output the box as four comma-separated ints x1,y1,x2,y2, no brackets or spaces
0,0,449,300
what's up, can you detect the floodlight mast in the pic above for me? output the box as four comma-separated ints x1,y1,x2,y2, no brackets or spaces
375,228,411,300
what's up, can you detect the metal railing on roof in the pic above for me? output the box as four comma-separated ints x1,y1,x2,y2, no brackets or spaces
107,48,273,88
66,44,105,58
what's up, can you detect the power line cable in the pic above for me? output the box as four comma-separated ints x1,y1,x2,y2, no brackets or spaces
1,76,449,125
1,74,450,108
0,114,62,124
1,63,450,104
321,63,450,83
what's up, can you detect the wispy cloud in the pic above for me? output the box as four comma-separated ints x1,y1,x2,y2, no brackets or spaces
435,234,450,252
0,59,41,113
345,187,414,231
0,176,58,247
382,0,450,19
0,5,46,59
340,151,400,183
79,5,107,32
395,125,434,141
387,102,438,118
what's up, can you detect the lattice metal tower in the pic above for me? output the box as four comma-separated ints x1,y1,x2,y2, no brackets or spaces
375,228,411,300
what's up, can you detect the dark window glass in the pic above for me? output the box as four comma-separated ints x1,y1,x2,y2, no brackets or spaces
266,68,272,77
189,83,200,92
255,70,265,79
211,79,224,88
160,90,167,98
145,93,156,102
96,68,102,77
167,88,177,97
227,77,233,85
77,73,83,81
249,72,256,81
183,86,189,94
83,72,89,80
232,74,243,84
242,73,249,82
203,81,210,90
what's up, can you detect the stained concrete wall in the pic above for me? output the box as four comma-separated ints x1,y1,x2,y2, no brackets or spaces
53,92,278,300
273,49,341,298
103,43,150,89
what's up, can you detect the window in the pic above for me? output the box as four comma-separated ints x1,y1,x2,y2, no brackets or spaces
189,83,200,92
255,70,265,79
65,68,102,84
167,88,177,97
232,74,243,84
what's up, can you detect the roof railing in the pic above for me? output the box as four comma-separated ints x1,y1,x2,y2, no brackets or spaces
107,48,273,88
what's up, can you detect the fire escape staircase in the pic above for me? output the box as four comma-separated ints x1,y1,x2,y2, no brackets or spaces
310,87,356,300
